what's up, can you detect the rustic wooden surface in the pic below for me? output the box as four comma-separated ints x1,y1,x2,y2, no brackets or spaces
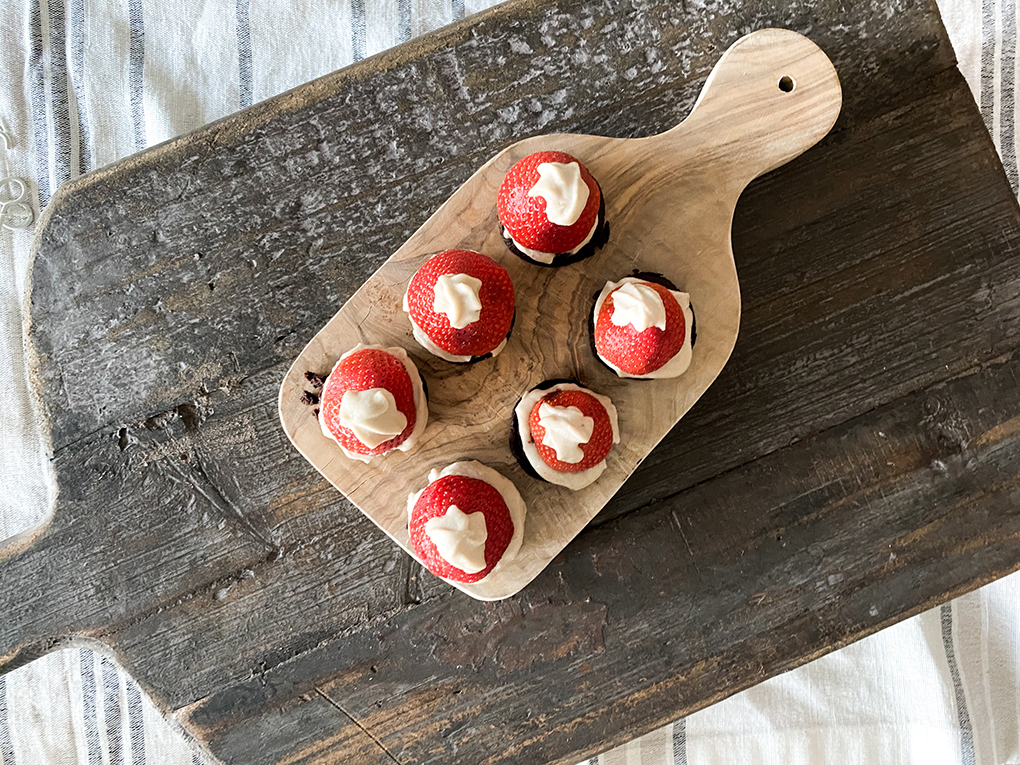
3,0,1020,762
280,28,842,601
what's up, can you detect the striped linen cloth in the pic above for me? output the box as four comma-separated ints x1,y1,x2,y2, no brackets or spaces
0,1,1017,764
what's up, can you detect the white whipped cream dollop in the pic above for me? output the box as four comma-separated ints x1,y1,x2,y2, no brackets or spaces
433,273,483,329
528,161,589,226
424,505,488,574
337,388,407,448
593,277,694,380
406,461,527,583
536,402,594,464
610,281,667,332
318,344,429,463
514,383,620,491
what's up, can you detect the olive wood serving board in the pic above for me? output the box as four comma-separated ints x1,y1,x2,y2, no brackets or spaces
279,28,842,600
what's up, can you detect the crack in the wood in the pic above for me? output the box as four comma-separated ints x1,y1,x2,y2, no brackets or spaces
272,324,304,347
242,594,439,678
314,687,403,765
99,565,444,698
167,455,280,555
85,547,281,646
401,556,424,606
670,510,701,576
740,190,1020,325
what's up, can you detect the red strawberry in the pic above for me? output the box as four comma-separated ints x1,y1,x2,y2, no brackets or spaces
409,474,515,582
497,151,601,255
405,249,515,358
529,388,614,473
595,282,686,375
319,348,417,456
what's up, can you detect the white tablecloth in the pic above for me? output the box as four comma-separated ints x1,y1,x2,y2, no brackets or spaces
0,1,1017,763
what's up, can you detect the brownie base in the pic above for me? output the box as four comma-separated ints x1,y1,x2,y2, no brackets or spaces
500,183,609,268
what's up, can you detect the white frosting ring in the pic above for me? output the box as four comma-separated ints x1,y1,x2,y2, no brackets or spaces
514,382,620,491
593,277,694,379
508,216,599,265
403,289,509,363
319,344,428,463
406,461,527,581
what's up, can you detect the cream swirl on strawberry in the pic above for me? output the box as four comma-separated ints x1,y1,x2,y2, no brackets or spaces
407,461,526,583
593,276,695,379
432,273,483,329
404,249,515,363
424,504,488,574
528,161,589,225
513,382,620,490
336,388,407,448
609,281,667,332
318,344,428,463
498,150,607,266
536,402,594,463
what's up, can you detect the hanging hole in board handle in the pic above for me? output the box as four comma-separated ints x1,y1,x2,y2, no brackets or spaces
778,75,796,92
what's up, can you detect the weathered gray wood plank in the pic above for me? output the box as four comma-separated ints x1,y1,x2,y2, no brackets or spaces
177,351,1020,765
605,68,1020,522
28,0,952,449
3,0,1019,763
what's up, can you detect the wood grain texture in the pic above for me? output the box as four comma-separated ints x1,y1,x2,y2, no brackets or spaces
280,29,842,600
2,0,1019,763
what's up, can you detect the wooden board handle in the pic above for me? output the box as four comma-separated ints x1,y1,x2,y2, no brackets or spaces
657,28,842,189
0,529,79,673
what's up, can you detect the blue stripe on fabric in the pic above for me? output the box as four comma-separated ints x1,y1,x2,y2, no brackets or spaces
127,678,145,765
351,0,366,60
452,0,465,21
981,0,996,125
672,718,687,765
68,0,94,173
27,0,51,203
101,656,124,764
128,0,146,150
398,0,412,43
236,0,253,108
0,675,14,765
81,649,103,765
45,0,71,187
941,603,976,765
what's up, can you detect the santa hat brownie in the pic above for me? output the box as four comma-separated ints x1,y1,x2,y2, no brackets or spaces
318,344,428,463
407,461,526,583
403,249,515,363
512,380,620,490
497,150,608,267
592,274,696,379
